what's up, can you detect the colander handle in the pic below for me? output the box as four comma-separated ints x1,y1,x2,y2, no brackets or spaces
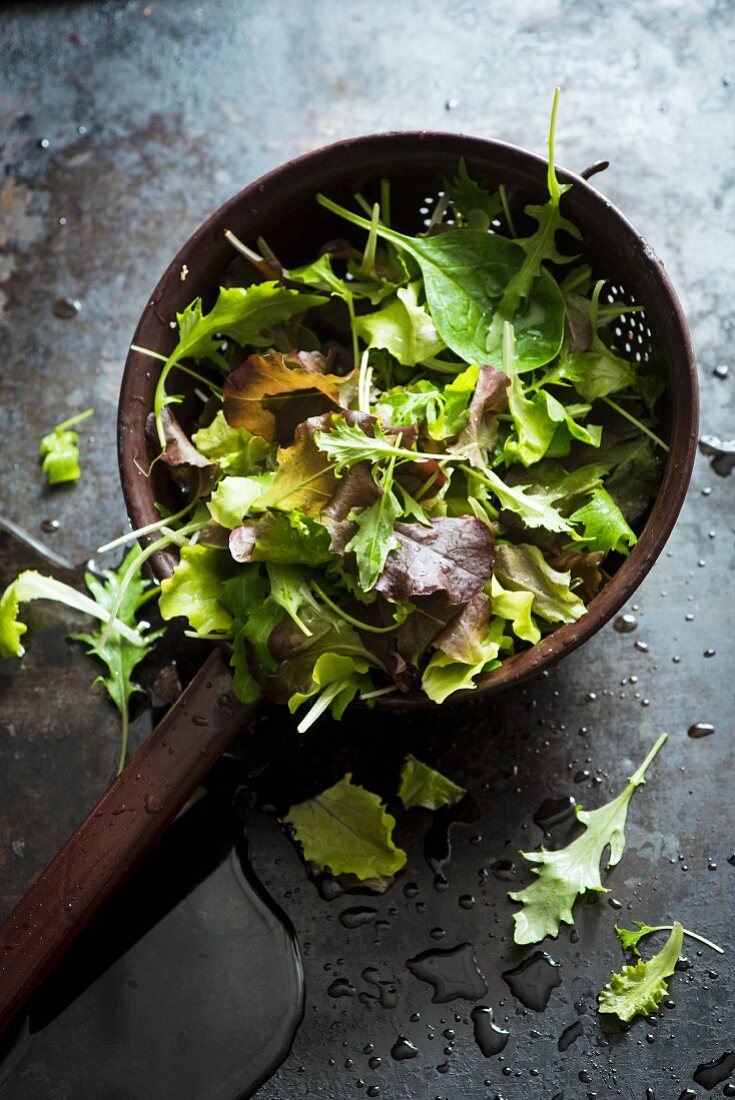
0,648,254,1037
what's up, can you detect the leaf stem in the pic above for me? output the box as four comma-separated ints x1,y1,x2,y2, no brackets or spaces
310,581,398,635
636,925,724,955
224,229,264,266
97,499,197,554
499,185,517,238
629,732,668,786
131,346,224,397
117,688,130,777
296,677,349,734
54,407,94,433
602,396,670,453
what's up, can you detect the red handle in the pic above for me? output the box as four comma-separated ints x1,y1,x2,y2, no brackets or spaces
0,649,255,1036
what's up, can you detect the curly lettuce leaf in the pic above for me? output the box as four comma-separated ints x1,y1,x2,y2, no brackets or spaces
614,921,723,959
570,487,637,555
230,512,333,566
39,408,93,486
489,575,541,644
509,734,667,945
355,281,445,365
285,773,407,881
399,753,466,811
208,475,270,528
598,922,682,1024
192,411,273,476
494,543,585,624
422,617,508,703
287,651,373,731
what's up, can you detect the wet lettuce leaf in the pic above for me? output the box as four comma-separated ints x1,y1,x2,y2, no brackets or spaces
39,408,93,486
399,753,465,811
490,575,540,644
192,410,273,476
375,517,494,605
494,543,585,624
288,651,373,730
356,281,445,365
285,773,407,881
598,923,682,1024
345,469,402,592
510,735,667,944
229,513,333,566
159,544,238,634
569,487,637,555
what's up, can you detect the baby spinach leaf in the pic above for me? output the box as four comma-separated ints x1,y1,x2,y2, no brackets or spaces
570,487,637,555
598,923,682,1024
399,753,466,811
285,773,407,880
510,734,667,945
39,408,93,486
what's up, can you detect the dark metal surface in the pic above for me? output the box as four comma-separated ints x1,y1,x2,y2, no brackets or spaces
1,2,733,1098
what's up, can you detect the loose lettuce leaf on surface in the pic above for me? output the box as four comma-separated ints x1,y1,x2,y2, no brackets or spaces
159,544,238,634
598,923,683,1024
39,409,93,486
399,753,465,811
510,734,667,945
375,517,494,605
614,921,722,960
0,570,145,658
494,543,585,624
285,773,407,881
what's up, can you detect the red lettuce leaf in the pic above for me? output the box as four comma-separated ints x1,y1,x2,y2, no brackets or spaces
375,517,494,605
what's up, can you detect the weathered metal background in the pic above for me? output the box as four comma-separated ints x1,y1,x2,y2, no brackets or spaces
0,2,733,1097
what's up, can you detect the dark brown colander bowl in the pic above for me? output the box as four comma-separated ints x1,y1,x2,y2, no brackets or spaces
118,132,698,709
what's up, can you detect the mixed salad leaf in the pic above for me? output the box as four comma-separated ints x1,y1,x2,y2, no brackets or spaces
510,734,667,945
598,922,683,1024
121,90,666,728
39,408,94,485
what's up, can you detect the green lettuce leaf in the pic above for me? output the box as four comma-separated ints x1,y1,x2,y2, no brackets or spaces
344,462,402,592
285,773,407,881
570,487,637,555
192,411,273,476
267,563,322,635
356,281,445,365
422,617,508,703
598,922,683,1024
159,544,238,634
0,570,145,659
615,920,723,959
445,157,502,229
208,475,270,528
288,651,373,731
230,512,333,566
509,734,667,945
39,409,93,486
399,753,465,811
219,567,283,673
489,575,540,644
494,543,586,624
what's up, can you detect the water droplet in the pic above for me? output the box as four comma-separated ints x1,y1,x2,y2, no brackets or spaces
502,952,562,1012
678,1091,697,1100
579,1070,592,1083
367,1087,380,1097
692,1050,735,1088
607,897,622,910
40,518,60,533
390,1036,418,1061
614,613,637,633
458,894,475,910
534,796,576,831
471,1005,509,1057
339,907,379,929
645,1089,656,1100
723,1084,735,1096
558,1019,583,1051
704,648,716,658
52,296,82,319
490,859,515,881
403,882,419,898
406,943,487,1003
634,640,649,653
445,98,460,111
688,722,715,739
436,1061,449,1073
430,927,446,940
143,794,161,815
368,1056,381,1069
714,363,730,378
328,978,356,998
38,137,50,149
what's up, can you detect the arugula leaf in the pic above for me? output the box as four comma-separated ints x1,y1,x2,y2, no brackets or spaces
287,652,373,731
598,922,683,1024
356,281,445,365
72,547,163,773
445,157,502,229
218,565,283,677
494,543,586,624
399,753,466,811
0,570,146,658
509,734,667,945
471,467,573,535
192,411,273,476
570,487,637,555
285,773,407,881
159,544,238,634
615,921,723,959
39,408,93,485
223,350,345,442
267,563,322,635
345,463,402,592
